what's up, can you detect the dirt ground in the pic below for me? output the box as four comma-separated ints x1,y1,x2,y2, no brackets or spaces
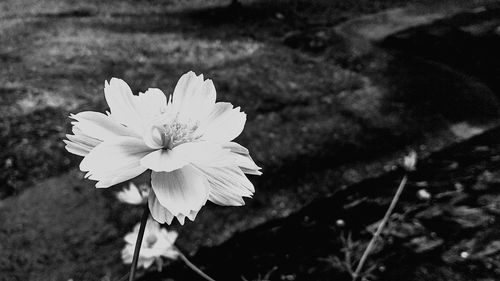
160,120,500,281
1,0,500,280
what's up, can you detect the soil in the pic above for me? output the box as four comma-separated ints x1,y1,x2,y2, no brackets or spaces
145,117,500,281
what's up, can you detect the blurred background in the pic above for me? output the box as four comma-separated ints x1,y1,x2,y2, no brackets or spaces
2,0,500,280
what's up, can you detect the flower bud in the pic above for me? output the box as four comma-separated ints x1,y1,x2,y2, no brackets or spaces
403,150,417,172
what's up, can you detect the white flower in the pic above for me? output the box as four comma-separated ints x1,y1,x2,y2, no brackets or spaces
403,150,417,172
64,72,261,224
416,188,431,200
121,218,179,269
116,182,150,205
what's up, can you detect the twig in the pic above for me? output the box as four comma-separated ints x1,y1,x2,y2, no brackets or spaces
352,175,408,280
176,247,216,281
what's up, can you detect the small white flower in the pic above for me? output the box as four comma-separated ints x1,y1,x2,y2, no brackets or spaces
121,218,179,269
403,150,417,172
335,219,345,228
416,189,431,201
116,182,149,205
64,72,261,224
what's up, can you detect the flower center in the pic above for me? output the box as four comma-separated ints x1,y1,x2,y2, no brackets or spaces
145,234,158,247
146,113,200,150
161,119,198,149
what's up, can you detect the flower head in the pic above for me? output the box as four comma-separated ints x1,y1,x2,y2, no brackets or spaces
403,150,417,172
64,72,261,224
116,182,150,205
121,218,179,269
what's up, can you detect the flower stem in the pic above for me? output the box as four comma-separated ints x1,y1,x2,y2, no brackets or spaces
176,247,216,281
352,174,408,281
129,204,150,281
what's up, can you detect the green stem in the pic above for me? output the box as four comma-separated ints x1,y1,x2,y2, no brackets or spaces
129,204,150,281
352,174,408,281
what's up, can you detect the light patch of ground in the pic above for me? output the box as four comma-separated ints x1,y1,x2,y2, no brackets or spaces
25,24,263,73
336,7,444,42
15,90,82,115
450,122,487,140
0,0,237,17
334,0,497,54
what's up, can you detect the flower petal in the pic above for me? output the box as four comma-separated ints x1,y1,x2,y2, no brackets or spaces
160,229,178,244
141,257,155,269
121,244,156,269
196,165,255,206
121,244,134,263
134,88,168,121
222,141,249,154
64,139,93,156
183,142,234,167
208,186,245,206
148,189,202,225
70,111,138,140
175,209,201,225
80,137,153,187
172,71,216,121
142,120,166,149
150,165,209,218
66,132,100,149
222,142,262,175
65,111,139,157
140,149,190,173
104,78,145,133
148,191,175,224
160,248,180,260
140,141,233,172
196,102,246,142
93,164,147,188
116,182,147,205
